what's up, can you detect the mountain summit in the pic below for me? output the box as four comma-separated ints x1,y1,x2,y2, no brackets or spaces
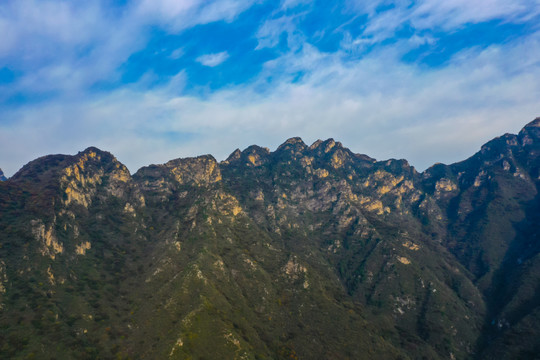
0,119,539,359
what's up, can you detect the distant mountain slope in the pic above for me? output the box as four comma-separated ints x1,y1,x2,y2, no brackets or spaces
0,168,6,181
0,118,538,359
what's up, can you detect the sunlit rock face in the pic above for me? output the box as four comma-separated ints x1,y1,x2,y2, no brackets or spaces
0,119,538,359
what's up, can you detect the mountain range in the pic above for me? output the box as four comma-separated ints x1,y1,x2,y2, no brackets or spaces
0,118,539,359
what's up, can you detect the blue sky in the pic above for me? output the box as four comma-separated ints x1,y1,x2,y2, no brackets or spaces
1,0,539,176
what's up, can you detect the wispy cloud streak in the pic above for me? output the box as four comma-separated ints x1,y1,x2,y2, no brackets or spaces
196,52,230,67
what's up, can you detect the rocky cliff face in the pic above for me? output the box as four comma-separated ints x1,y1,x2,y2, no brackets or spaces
0,118,539,359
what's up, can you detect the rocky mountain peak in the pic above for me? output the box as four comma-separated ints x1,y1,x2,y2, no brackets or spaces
524,117,540,128
72,147,128,174
282,136,305,146
56,147,132,208
223,145,271,166
10,154,71,184
80,146,106,156
240,145,271,167
165,155,221,185
307,138,345,159
321,138,339,152
0,168,5,181
136,155,221,188
244,144,271,154
519,117,540,145
276,136,307,152
10,147,126,183
224,148,242,163
309,139,323,150
378,158,416,176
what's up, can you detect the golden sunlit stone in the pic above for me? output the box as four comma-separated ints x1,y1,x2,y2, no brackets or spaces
31,220,64,259
247,154,257,165
76,241,91,255
402,241,420,251
315,168,329,178
397,256,411,265
435,178,458,192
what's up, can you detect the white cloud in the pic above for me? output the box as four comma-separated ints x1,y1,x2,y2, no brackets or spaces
135,0,256,32
281,0,312,10
256,15,300,49
196,51,230,67
1,0,539,178
2,31,539,177
411,0,540,30
170,48,185,59
0,0,254,98
346,0,540,44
